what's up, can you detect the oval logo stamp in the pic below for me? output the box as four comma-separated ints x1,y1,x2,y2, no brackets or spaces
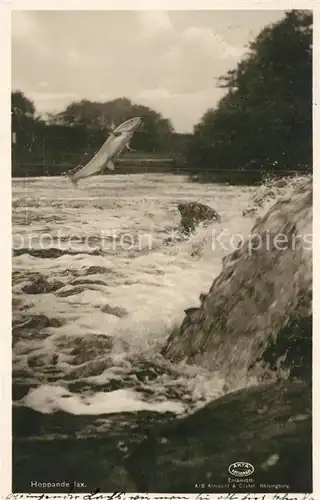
228,462,255,477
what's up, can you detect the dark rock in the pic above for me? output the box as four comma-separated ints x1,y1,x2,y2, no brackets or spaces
84,266,113,275
70,278,108,286
199,293,208,303
184,307,199,315
14,314,63,330
12,314,64,343
125,380,312,493
163,179,312,387
22,275,64,294
101,304,128,317
177,202,221,233
256,313,312,383
14,248,67,259
275,179,289,188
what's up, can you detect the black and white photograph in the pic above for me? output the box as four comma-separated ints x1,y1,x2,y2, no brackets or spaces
10,6,313,494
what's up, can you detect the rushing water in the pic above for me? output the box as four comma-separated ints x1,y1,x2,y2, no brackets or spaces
12,173,265,420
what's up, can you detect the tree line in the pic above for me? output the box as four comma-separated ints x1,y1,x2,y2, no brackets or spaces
11,94,183,176
12,9,312,182
187,9,312,182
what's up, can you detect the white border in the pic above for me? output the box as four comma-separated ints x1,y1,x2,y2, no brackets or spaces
6,1,319,10
2,1,318,498
1,1,12,498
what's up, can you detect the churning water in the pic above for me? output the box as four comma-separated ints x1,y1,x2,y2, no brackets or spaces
12,173,285,420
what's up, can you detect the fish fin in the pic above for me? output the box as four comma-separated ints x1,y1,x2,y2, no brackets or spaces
106,160,115,171
126,142,133,151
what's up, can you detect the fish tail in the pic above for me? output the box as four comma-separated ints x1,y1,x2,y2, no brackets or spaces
67,172,78,187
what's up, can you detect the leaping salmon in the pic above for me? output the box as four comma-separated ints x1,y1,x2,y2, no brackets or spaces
67,117,142,186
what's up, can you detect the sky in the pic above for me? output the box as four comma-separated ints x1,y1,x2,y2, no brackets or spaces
12,9,287,133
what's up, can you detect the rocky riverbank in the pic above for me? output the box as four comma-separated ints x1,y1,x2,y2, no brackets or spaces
163,178,312,388
126,380,312,493
126,177,313,492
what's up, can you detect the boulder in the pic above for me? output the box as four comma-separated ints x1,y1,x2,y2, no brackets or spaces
101,303,128,317
21,275,64,294
163,178,312,388
177,202,221,233
125,380,312,493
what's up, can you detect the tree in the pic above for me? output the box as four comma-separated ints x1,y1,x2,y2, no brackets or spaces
11,90,36,118
188,10,312,178
53,98,175,153
11,91,43,167
130,103,174,152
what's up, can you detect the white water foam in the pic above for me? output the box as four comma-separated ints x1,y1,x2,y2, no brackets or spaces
13,173,304,415
21,385,185,415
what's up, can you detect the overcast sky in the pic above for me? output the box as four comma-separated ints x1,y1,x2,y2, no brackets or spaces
12,9,286,133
